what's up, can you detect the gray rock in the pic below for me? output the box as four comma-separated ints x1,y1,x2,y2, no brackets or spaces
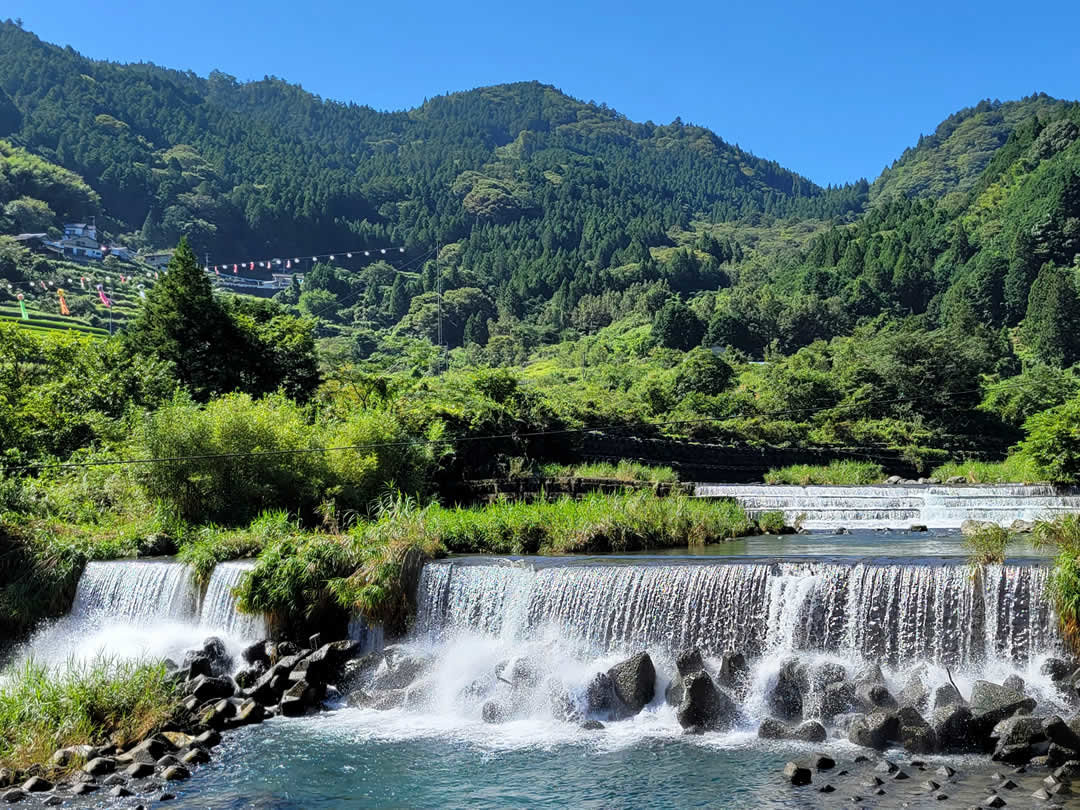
304,639,362,684
793,721,827,743
898,706,936,754
580,719,604,731
241,640,271,667
371,647,429,691
969,680,1037,735
1,789,24,804
607,652,656,716
930,704,979,753
481,700,508,724
1001,674,1026,694
124,762,155,778
767,659,807,722
199,698,237,729
280,678,324,717
675,648,705,677
180,747,210,766
716,651,749,692
70,783,98,795
161,766,190,782
194,729,222,748
848,710,900,750
83,757,116,776
933,682,966,709
898,675,930,710
783,761,812,786
186,674,234,702
1042,658,1074,683
676,671,736,732
103,774,126,786
110,785,134,797
993,714,1046,748
234,664,266,690
856,681,898,711
49,744,98,768
820,680,855,721
20,778,50,793
758,717,792,740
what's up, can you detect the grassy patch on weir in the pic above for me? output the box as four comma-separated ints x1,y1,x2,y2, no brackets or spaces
763,460,885,486
0,656,178,772
932,455,1043,484
235,491,754,634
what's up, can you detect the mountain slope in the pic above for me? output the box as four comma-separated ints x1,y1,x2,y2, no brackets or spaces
870,94,1069,204
0,22,863,268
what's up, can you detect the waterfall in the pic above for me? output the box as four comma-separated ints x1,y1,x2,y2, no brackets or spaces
695,483,1080,529
72,560,198,622
415,559,1058,669
199,561,267,639
20,559,266,670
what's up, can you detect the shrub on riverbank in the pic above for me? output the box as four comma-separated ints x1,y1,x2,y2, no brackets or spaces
931,455,1042,484
763,460,885,486
0,657,178,772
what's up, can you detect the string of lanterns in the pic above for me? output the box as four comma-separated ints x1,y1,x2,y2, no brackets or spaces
206,246,406,275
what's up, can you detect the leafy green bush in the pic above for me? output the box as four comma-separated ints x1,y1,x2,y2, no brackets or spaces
0,656,177,772
1019,397,1080,483
965,524,1011,564
135,391,326,523
763,460,886,485
755,510,787,533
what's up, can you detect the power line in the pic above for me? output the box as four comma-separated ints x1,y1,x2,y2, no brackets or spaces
0,379,1028,476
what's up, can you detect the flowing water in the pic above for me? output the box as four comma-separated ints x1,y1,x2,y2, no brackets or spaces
143,551,1073,809
695,482,1080,529
15,528,1076,808
16,559,263,669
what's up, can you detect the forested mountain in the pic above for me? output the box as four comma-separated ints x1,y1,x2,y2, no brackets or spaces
0,21,862,264
1,19,1079,390
869,95,1068,203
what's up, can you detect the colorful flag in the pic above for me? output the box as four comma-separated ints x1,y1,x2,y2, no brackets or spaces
96,284,112,308
57,289,70,316
16,293,27,320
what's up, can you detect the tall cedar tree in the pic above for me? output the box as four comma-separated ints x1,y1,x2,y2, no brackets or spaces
1022,264,1080,369
126,237,239,398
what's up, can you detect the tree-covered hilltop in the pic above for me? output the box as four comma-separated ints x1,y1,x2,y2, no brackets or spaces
0,21,863,264
869,94,1069,204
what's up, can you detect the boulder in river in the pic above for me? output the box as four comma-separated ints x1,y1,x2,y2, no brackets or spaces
930,704,979,753
767,659,807,722
848,710,900,750
676,671,736,732
607,652,656,716
782,761,812,786
820,680,855,722
82,757,116,776
933,682,966,709
969,679,1037,737
897,706,936,754
716,651,749,693
186,675,235,703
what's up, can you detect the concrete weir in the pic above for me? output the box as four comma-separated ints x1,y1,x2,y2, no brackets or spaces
694,482,1080,530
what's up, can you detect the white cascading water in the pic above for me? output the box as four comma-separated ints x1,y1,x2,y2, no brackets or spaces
199,560,268,639
329,557,1068,748
694,482,1080,529
18,560,265,670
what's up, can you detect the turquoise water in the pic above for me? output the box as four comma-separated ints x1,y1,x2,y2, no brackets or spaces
160,718,806,809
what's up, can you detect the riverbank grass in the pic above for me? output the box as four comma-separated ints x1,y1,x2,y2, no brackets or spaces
236,491,755,633
763,460,885,486
0,656,178,773
537,461,679,483
932,455,1043,484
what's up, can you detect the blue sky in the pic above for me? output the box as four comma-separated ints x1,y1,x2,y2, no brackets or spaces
6,0,1079,186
